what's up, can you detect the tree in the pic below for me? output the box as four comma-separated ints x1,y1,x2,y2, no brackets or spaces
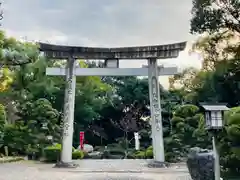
225,107,240,147
190,0,240,71
0,31,39,93
191,0,240,34
217,107,240,174
90,76,150,146
165,104,211,162
0,68,13,92
191,32,239,70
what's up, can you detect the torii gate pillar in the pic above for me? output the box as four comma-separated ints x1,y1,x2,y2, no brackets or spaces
148,58,165,166
57,57,77,167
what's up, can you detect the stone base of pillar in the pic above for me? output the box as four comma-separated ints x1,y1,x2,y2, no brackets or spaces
54,161,79,168
147,160,169,168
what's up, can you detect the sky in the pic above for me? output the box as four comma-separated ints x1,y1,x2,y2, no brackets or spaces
2,0,203,88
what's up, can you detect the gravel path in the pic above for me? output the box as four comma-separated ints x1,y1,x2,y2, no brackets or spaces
0,160,192,180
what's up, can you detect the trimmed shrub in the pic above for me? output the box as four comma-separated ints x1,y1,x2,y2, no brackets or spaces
72,150,84,159
145,149,153,158
43,144,61,162
147,146,153,151
134,151,145,159
43,144,76,162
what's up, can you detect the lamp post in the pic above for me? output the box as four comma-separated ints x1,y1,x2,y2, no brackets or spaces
200,103,229,180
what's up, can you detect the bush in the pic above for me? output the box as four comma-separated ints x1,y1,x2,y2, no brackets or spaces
147,146,153,151
126,153,135,159
72,150,84,160
165,152,178,162
82,151,90,159
43,144,76,162
134,151,145,159
109,149,125,155
145,149,153,158
43,144,61,162
102,148,125,159
94,146,104,151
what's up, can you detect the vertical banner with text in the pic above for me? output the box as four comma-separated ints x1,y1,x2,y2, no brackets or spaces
79,131,85,150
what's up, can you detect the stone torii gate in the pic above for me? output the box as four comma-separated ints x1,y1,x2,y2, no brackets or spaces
39,42,186,168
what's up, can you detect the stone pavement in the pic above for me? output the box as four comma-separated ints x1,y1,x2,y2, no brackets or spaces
0,160,192,180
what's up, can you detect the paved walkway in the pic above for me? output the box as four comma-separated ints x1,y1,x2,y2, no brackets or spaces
0,160,192,180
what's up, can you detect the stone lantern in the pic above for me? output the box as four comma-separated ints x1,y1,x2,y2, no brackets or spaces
201,104,229,130
201,103,229,180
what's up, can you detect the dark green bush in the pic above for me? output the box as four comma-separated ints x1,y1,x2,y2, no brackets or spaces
126,153,135,159
109,149,125,155
102,148,125,159
165,152,178,162
93,146,104,151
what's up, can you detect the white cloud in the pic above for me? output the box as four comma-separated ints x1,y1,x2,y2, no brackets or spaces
2,0,202,88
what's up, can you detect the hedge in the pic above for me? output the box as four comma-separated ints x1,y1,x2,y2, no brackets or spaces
43,143,84,162
72,150,84,160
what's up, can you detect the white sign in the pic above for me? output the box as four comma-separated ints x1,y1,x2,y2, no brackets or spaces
134,132,140,150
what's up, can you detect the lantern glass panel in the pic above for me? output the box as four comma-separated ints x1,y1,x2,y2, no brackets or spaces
210,111,223,129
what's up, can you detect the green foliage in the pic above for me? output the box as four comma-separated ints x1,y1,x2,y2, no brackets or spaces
0,98,60,157
43,144,61,162
190,0,240,34
2,121,29,154
225,107,240,145
174,104,199,118
167,104,211,160
72,150,84,160
134,151,145,159
145,148,153,158
0,104,5,148
102,148,126,159
43,144,80,162
0,30,39,66
222,107,240,173
0,104,6,128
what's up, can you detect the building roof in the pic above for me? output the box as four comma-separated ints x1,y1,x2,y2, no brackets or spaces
201,105,229,111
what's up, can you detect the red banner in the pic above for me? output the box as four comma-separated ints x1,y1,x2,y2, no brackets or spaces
79,131,85,150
